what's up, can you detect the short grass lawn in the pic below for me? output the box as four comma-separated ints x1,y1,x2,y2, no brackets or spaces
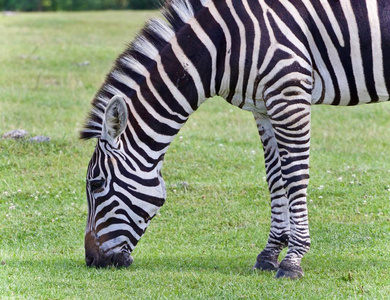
1,10,390,299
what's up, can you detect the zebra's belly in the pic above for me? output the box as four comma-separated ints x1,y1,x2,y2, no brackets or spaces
311,68,389,106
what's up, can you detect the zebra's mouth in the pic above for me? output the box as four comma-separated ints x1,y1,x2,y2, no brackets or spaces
86,250,133,268
110,252,134,268
85,231,133,268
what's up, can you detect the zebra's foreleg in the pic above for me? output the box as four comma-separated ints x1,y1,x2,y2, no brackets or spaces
252,112,290,272
267,96,312,279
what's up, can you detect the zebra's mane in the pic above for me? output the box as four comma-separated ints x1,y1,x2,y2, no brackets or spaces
80,0,210,140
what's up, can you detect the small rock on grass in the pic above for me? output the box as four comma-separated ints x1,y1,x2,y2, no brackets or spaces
2,129,29,139
2,129,50,143
77,61,90,67
29,136,50,143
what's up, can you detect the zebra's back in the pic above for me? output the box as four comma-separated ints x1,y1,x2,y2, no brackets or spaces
275,0,390,105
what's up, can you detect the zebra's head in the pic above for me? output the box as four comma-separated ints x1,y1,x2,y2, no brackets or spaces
83,95,166,268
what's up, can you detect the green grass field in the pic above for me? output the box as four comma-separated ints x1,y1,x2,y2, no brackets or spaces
1,10,390,299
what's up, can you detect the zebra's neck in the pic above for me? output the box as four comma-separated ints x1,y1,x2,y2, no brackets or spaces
81,0,270,171
82,1,229,168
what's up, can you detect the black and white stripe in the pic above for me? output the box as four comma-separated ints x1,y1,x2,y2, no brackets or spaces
81,0,389,276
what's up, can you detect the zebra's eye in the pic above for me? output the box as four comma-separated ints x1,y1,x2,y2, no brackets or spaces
89,179,105,193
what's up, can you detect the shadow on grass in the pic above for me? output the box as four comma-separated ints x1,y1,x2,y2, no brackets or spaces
2,256,85,271
3,253,259,276
3,252,388,280
303,254,389,279
133,253,258,275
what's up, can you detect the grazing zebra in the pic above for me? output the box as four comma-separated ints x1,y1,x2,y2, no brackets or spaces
80,0,390,278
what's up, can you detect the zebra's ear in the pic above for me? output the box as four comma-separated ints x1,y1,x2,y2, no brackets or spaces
101,95,128,145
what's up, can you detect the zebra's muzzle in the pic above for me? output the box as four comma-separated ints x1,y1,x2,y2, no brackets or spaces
84,231,133,268
85,251,133,268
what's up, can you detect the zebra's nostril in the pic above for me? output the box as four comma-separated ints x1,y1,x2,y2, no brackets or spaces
85,246,99,267
86,255,95,267
85,230,101,267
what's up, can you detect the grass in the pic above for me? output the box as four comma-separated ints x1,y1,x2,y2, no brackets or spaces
1,10,390,299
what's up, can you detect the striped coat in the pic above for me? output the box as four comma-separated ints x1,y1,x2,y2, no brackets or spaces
81,0,389,278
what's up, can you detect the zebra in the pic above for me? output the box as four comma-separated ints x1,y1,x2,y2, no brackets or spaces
80,0,390,278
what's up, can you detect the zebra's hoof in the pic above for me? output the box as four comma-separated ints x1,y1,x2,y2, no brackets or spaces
253,258,279,271
275,260,303,279
253,251,279,271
